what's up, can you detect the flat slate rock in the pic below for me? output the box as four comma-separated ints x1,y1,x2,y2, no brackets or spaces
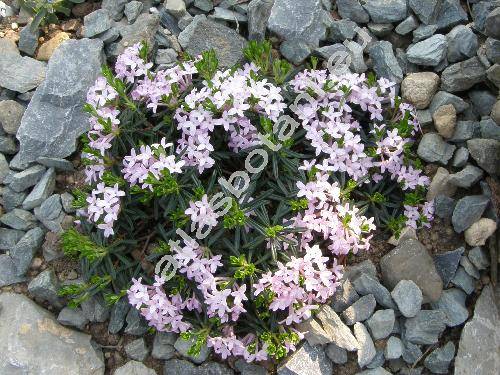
434,247,464,286
267,0,326,47
455,284,500,374
0,39,46,94
0,292,105,374
178,14,247,68
380,239,443,302
16,39,104,165
277,341,332,375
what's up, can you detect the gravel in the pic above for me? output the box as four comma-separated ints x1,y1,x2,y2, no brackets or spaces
391,280,423,318
342,294,377,325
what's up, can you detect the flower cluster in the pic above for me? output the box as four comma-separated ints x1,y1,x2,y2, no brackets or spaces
66,41,434,365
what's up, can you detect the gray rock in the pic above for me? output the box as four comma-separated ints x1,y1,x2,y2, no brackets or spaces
37,194,62,221
124,308,149,336
60,192,76,214
460,255,480,279
358,368,392,375
22,167,56,210
124,1,143,23
436,0,468,30
325,343,348,364
480,118,500,141
315,305,360,351
0,153,8,183
210,7,247,23
18,23,40,56
346,40,368,73
452,195,490,233
441,57,486,92
344,259,377,281
447,25,478,63
0,100,25,135
342,294,377,325
468,246,489,270
0,0,13,18
0,293,104,373
178,15,246,68
431,288,468,327
485,7,500,39
472,0,500,32
247,0,274,40
194,0,214,12
328,19,357,42
404,310,446,345
0,208,36,230
113,13,160,57
155,48,177,65
280,40,311,65
0,254,26,286
354,322,376,368
2,187,27,211
366,309,395,340
433,195,456,219
163,359,197,375
417,133,455,165
331,277,360,312
395,15,418,35
449,120,479,143
9,164,46,192
413,24,437,42
433,247,464,286
454,284,500,375
83,9,112,38
429,91,468,114
268,0,326,47
16,39,104,165
451,147,469,168
352,273,396,309
152,332,176,360
391,280,423,318
196,362,234,375
448,164,483,188
485,37,500,64
108,297,130,334
366,348,385,369
367,23,393,37
416,109,433,127
125,338,149,361
97,27,120,45
174,336,210,364
467,138,500,175
314,43,348,60
27,269,63,308
165,0,187,18
402,340,422,364
381,239,443,302
385,336,403,359
234,359,268,375
368,41,403,83
101,0,128,21
81,295,110,323
0,135,17,154
470,90,497,117
337,0,369,23
407,34,447,66
0,40,46,94
36,157,74,171
362,0,407,23
424,342,455,374
10,227,44,276
116,361,156,375
408,0,439,24
451,266,475,294
57,307,89,330
278,342,332,374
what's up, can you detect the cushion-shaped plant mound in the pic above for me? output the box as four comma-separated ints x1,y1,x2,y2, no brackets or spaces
61,41,433,363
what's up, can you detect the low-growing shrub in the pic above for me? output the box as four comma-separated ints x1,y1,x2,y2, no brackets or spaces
19,0,85,31
61,41,433,362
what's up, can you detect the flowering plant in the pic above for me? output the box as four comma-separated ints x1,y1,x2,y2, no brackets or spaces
60,41,433,363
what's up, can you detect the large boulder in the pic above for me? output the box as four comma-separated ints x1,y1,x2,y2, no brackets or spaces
0,292,105,374
15,39,104,165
